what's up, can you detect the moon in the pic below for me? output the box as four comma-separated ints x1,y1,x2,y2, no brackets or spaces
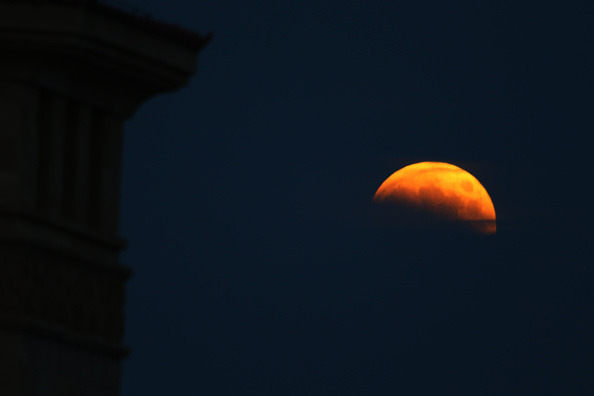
372,162,496,234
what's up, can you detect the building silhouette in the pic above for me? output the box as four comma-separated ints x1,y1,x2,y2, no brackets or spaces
0,1,208,394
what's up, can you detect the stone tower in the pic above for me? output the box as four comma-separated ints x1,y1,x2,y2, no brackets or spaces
0,1,209,394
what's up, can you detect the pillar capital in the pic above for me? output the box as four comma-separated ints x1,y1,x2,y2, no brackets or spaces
0,0,210,117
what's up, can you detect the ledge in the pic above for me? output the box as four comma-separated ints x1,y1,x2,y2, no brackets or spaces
0,313,130,359
0,211,132,278
0,0,211,51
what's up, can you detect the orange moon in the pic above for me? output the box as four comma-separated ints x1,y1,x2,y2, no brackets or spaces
372,162,496,234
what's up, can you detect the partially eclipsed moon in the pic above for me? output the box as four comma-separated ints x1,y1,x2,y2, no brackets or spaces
372,162,496,234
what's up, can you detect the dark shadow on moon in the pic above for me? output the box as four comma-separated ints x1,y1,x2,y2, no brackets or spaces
367,201,496,235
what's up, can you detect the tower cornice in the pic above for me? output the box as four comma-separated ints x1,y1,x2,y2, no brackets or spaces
0,0,210,117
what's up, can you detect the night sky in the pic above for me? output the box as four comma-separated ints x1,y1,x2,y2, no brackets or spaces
119,1,594,394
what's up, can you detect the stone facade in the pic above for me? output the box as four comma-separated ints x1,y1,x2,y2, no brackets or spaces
0,1,208,394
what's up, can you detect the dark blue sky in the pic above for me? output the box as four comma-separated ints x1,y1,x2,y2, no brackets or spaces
119,1,594,394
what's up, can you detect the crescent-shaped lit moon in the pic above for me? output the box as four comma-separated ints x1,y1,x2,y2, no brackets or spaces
372,162,496,234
